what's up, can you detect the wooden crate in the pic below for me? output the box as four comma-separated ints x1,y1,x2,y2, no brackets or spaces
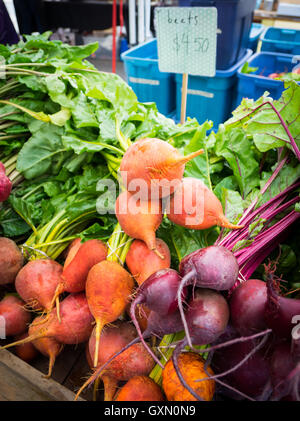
0,282,97,401
0,349,84,401
0,343,97,401
0,337,95,401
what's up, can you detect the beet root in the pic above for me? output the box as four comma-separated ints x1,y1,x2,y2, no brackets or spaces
76,321,155,401
125,239,171,285
163,352,215,401
211,337,272,400
166,178,244,230
29,315,63,378
179,245,240,291
15,259,63,312
14,332,39,363
0,295,31,336
114,376,165,401
230,279,268,336
0,167,12,202
115,191,163,258
264,271,300,339
120,138,203,199
0,293,94,352
86,260,134,367
0,237,24,285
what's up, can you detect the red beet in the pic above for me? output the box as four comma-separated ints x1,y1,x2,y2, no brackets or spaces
131,268,186,317
211,338,271,400
0,293,94,350
0,237,24,285
230,279,268,336
0,163,12,202
264,272,300,339
179,246,239,291
0,295,31,336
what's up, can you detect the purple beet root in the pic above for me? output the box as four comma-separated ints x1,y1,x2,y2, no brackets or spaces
0,163,12,202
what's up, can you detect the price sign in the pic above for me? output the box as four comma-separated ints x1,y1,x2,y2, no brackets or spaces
155,7,217,77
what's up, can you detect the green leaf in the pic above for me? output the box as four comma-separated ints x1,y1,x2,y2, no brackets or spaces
49,107,71,126
74,164,108,194
226,82,300,155
214,176,239,199
44,74,74,108
0,208,32,237
42,181,62,197
79,218,116,242
259,162,300,205
85,71,137,119
157,218,218,266
240,62,258,74
0,100,50,122
62,134,105,154
17,75,47,93
218,188,244,226
70,92,98,128
183,121,214,188
214,127,260,197
8,196,40,234
16,123,68,179
0,44,11,59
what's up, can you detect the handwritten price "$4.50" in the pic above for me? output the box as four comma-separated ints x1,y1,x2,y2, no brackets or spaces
173,33,209,55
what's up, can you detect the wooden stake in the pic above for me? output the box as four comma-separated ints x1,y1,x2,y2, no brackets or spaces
180,73,188,124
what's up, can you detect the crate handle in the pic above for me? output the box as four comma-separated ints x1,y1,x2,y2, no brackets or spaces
255,79,278,88
129,76,160,86
275,45,293,53
130,60,153,68
277,56,294,64
281,29,296,35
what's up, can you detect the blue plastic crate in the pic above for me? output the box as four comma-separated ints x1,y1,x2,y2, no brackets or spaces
247,23,265,52
236,51,300,106
178,0,256,70
175,49,253,128
121,39,176,116
261,27,300,55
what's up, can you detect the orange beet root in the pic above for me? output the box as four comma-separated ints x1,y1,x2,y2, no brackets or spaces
86,261,134,367
126,302,151,332
167,177,244,230
78,321,155,401
126,239,171,285
162,352,215,401
29,316,63,378
0,237,23,285
63,238,82,269
120,138,203,199
51,239,108,320
0,293,94,356
15,259,63,312
115,191,163,258
114,376,165,401
62,239,108,293
14,332,39,363
0,295,31,336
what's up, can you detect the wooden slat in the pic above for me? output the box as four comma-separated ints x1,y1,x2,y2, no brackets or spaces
0,349,84,401
31,344,86,385
62,346,95,402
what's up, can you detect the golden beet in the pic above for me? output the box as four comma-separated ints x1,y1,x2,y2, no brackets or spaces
162,352,215,401
115,376,165,401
